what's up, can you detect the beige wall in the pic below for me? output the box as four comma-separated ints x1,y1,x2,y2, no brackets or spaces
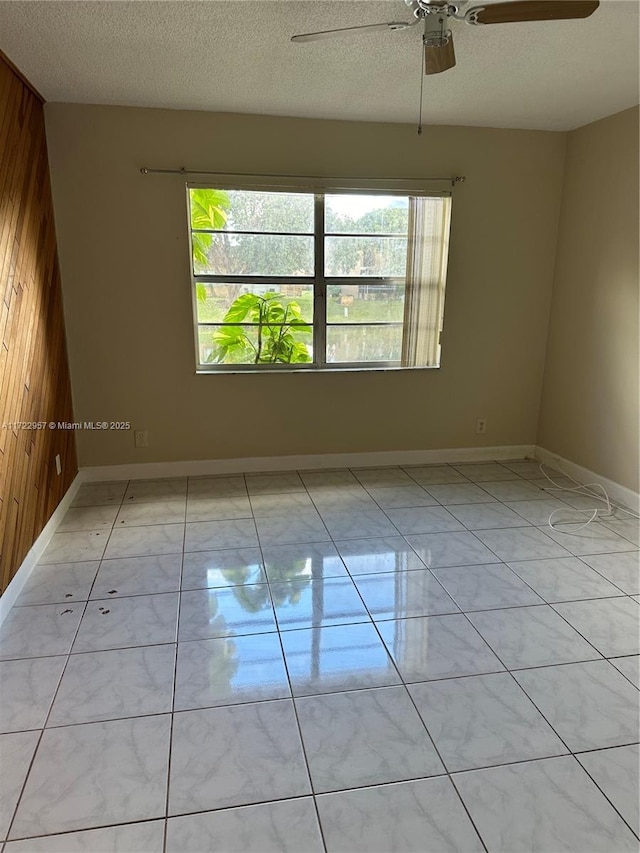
538,107,639,492
44,103,566,466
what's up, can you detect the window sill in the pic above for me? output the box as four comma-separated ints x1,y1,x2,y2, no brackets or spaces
195,365,440,375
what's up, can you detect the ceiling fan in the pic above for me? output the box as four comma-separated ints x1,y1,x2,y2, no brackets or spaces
291,1,600,77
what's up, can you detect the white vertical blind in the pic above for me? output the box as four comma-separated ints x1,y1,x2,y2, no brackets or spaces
401,196,452,367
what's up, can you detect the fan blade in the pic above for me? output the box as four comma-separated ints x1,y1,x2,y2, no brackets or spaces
424,32,456,74
291,21,412,43
467,1,599,25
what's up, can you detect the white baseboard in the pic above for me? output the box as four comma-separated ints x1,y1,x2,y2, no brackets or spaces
534,446,640,515
81,444,537,482
0,473,84,626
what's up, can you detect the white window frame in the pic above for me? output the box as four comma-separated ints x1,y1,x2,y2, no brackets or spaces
187,178,452,373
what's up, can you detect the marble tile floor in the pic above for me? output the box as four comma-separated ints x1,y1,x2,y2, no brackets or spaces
0,461,638,852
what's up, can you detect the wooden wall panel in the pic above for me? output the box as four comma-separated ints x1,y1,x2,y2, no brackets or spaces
0,55,77,593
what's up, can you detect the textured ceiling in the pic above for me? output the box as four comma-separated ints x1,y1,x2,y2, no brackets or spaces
0,0,638,130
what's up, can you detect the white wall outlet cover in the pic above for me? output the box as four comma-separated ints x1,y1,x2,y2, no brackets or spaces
134,430,149,448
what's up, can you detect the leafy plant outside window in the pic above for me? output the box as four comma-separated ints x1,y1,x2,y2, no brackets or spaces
210,292,312,364
191,188,230,305
190,188,312,365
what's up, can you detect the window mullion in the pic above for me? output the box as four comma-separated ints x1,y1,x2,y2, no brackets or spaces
314,192,326,367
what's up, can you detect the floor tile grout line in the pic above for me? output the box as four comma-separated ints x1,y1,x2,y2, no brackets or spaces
571,741,640,757
4,815,169,845
1,557,105,844
253,529,329,853
161,519,187,853
459,607,579,745
351,567,462,619
1,732,46,843
314,472,533,538
2,794,324,845
338,552,492,852
266,480,504,851
572,755,640,842
608,659,640,691
445,606,640,837
549,598,640,659
570,553,640,597
450,602,640,841
4,596,636,665
13,583,631,611
6,692,639,737
406,471,475,491
509,661,637,837
364,486,479,539
381,542,638,570
2,708,635,816
4,741,640,845
260,510,460,624
434,591,634,756
533,521,636,552
8,636,633,729
288,477,352,547
466,553,577,611
505,556,636,603
6,738,640,847
69,479,129,515
12,515,640,651
468,525,573,566
452,590,617,691
0,774,471,845
68,469,639,518
596,523,640,548
300,480,392,573
294,473,488,618
37,522,639,572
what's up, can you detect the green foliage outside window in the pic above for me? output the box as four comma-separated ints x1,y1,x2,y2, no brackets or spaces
190,188,230,304
210,292,312,365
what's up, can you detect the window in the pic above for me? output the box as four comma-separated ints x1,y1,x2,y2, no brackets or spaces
188,185,452,371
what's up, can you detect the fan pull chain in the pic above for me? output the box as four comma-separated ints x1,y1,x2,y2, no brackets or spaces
417,43,425,135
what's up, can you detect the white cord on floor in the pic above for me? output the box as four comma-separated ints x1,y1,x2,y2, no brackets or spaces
537,462,640,535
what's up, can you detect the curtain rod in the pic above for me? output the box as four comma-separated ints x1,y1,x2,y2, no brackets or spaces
139,167,466,187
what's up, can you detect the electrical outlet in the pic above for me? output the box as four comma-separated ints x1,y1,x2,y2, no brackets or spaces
476,418,487,435
55,454,62,475
134,430,148,448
